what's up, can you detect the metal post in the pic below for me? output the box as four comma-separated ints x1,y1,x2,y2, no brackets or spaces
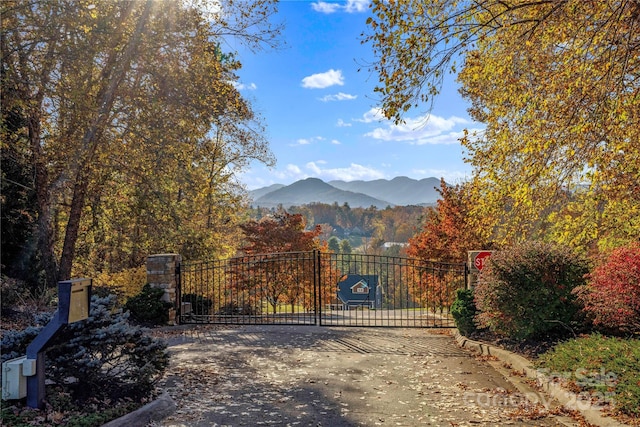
25,279,91,409
175,261,182,324
464,262,469,290
26,315,65,409
314,250,320,326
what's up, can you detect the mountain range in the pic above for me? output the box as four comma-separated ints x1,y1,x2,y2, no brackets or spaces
248,176,442,208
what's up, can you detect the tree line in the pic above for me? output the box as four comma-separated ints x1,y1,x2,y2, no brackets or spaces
365,0,639,255
249,202,426,251
3,0,638,297
1,0,280,291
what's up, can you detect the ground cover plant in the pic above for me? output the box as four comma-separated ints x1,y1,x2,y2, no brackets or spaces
1,293,169,426
0,397,142,427
535,334,640,419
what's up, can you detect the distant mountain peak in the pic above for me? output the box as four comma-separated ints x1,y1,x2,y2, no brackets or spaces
249,177,443,208
329,176,441,206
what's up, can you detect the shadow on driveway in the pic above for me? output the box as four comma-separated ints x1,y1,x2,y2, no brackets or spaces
152,325,571,426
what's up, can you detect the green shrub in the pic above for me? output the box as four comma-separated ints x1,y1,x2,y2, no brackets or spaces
182,293,213,316
1,294,169,402
474,241,588,340
451,288,478,336
125,284,173,325
536,334,640,417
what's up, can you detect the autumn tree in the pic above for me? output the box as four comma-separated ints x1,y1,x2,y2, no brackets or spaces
238,211,322,313
575,242,640,335
408,179,486,263
364,0,640,250
405,180,483,310
407,265,462,313
240,211,322,255
1,0,280,287
336,202,357,230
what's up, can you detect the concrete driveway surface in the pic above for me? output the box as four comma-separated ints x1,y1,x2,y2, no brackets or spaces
149,325,577,427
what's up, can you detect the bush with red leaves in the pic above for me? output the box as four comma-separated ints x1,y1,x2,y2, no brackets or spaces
574,242,640,335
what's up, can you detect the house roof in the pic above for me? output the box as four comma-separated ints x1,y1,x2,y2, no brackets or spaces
336,274,378,305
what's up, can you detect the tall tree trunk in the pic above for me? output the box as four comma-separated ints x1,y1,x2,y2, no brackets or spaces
30,115,58,287
57,0,153,280
16,5,60,287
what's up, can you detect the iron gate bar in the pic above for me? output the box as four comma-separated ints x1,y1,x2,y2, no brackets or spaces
177,250,467,328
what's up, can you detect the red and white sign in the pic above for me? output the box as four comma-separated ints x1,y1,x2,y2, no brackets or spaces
473,251,491,271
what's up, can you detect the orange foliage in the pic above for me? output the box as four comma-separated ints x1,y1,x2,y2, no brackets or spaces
237,211,323,313
240,211,322,254
408,179,487,263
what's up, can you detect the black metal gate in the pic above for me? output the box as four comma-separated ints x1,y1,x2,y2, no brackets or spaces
177,251,467,327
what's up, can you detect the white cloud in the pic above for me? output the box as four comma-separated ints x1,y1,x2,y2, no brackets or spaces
319,92,357,102
301,69,344,89
306,162,322,174
291,136,325,146
330,139,341,145
364,113,473,145
286,164,302,174
336,119,352,127
233,81,257,91
311,1,342,13
311,0,369,14
345,0,369,13
305,162,385,181
355,107,386,123
268,161,384,183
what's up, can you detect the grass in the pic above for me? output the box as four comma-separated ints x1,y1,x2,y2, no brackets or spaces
535,334,640,418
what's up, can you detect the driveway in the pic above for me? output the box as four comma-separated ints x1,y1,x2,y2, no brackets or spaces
151,325,575,426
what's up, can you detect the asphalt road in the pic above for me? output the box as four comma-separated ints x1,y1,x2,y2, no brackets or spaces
150,325,576,427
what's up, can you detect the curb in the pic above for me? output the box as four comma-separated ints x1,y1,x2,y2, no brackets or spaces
101,392,176,427
454,331,628,427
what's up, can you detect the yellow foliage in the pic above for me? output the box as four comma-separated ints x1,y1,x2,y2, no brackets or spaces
364,0,640,249
93,266,147,299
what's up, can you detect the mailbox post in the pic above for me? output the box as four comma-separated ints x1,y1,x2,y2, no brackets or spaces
25,279,91,409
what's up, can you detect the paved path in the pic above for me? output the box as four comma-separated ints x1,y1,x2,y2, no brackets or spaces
151,325,575,427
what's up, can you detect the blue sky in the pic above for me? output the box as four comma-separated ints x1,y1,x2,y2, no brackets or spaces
231,0,482,190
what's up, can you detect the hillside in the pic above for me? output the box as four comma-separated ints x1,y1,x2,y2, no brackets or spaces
248,183,286,200
249,176,442,208
329,176,441,206
251,178,391,209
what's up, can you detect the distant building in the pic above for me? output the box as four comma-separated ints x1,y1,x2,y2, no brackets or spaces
383,242,408,248
335,274,383,309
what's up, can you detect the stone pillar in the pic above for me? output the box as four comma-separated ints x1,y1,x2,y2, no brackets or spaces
146,253,181,325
